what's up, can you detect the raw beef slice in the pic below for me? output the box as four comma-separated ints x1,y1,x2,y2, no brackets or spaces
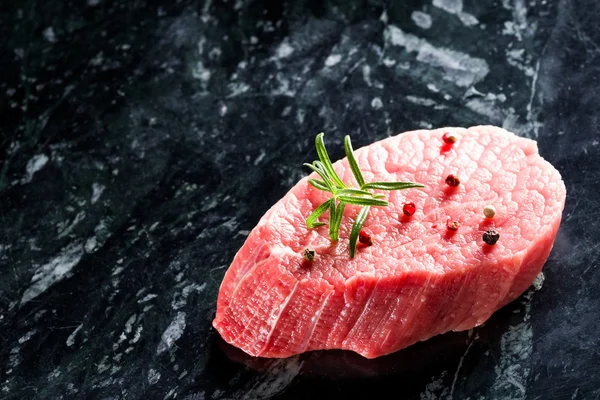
213,126,566,359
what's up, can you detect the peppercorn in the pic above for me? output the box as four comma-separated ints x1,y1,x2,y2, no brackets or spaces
445,174,460,187
483,205,496,218
442,133,457,144
403,202,416,216
304,248,315,262
483,230,500,245
359,230,373,246
446,220,460,231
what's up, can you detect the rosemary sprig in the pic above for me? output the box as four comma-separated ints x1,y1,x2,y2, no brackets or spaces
304,133,424,258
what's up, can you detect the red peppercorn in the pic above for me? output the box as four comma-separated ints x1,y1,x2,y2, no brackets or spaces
402,202,416,216
359,229,373,246
445,174,460,187
446,220,460,231
442,133,457,144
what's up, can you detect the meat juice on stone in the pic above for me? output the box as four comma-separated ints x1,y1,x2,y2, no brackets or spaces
213,126,566,359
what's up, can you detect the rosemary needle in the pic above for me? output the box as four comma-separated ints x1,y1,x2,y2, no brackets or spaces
305,133,424,258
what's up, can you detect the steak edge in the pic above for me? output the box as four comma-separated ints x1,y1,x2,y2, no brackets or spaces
213,126,566,359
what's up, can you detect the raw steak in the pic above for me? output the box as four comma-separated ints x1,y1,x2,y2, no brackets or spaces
213,126,566,359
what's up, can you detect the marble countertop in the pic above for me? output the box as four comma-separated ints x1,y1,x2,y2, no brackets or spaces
1,0,598,399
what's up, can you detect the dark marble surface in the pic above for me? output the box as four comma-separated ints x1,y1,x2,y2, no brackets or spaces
1,0,598,399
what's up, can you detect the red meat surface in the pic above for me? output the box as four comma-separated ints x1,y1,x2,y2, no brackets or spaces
213,126,566,359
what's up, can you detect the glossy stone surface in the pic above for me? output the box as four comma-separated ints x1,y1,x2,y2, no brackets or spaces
0,1,598,399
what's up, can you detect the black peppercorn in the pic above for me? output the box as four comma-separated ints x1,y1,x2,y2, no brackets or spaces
483,230,500,245
304,248,315,262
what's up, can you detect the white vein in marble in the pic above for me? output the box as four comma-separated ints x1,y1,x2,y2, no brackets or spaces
384,25,489,87
21,242,84,305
